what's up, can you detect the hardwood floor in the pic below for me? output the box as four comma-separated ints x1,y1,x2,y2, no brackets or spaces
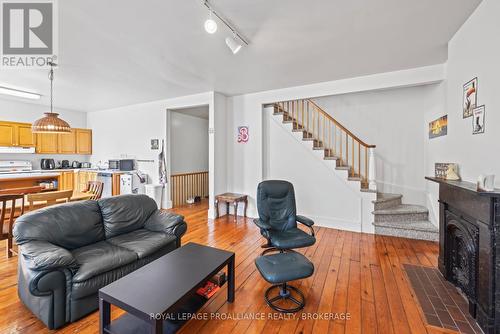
0,201,454,334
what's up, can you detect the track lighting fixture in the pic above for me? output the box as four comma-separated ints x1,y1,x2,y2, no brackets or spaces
225,34,242,54
203,0,249,54
204,11,217,34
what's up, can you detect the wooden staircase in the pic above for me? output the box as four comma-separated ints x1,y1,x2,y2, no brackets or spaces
271,99,438,241
273,99,376,190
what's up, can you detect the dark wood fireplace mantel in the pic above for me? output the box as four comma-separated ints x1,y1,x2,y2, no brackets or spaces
426,177,500,334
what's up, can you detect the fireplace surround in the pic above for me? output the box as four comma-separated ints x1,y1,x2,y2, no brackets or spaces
427,177,500,334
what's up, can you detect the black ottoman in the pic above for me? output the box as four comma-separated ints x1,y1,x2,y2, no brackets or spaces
255,252,314,313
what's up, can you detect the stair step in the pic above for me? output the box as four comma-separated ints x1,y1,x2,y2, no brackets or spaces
313,146,324,150
336,166,350,171
373,204,429,223
373,220,438,241
348,177,362,181
373,193,403,210
324,156,339,160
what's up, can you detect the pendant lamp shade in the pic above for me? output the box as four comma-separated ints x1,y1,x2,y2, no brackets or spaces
32,112,71,133
32,62,71,134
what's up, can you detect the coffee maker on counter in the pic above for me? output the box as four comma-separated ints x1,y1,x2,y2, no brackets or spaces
40,159,55,170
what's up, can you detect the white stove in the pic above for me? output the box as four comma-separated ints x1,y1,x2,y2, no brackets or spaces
0,160,33,173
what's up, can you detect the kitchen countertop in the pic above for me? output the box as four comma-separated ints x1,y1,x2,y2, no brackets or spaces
0,169,125,180
0,172,60,180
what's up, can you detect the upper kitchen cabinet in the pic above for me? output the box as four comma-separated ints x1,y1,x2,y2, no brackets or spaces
0,121,36,147
17,124,36,147
76,129,92,154
58,129,76,154
36,133,59,154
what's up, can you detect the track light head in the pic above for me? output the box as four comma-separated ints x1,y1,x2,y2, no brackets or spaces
225,35,242,54
204,11,217,34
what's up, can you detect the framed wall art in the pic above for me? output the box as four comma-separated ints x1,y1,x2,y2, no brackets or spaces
463,77,478,118
429,115,448,139
472,105,485,135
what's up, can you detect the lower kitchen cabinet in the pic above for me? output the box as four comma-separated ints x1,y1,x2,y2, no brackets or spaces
59,171,75,191
75,171,98,193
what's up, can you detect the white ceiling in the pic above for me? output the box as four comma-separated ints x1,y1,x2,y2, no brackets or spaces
0,0,481,112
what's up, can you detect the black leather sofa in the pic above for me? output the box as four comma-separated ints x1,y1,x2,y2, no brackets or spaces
13,194,187,329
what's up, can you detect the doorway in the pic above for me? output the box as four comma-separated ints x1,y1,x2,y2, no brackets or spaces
168,105,209,207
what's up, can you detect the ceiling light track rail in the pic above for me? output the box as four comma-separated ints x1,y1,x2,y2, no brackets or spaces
203,0,249,46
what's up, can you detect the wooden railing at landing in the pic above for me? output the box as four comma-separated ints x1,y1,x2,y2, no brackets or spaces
274,99,376,190
170,171,208,207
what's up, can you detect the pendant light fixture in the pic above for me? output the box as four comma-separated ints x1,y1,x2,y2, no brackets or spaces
32,62,71,134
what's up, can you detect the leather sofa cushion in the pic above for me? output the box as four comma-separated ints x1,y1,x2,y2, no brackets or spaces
70,244,175,301
107,229,176,259
14,201,104,250
71,241,137,282
98,194,157,238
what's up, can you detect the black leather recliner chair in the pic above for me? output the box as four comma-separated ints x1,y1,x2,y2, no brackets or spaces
253,180,316,313
254,180,315,252
13,194,187,329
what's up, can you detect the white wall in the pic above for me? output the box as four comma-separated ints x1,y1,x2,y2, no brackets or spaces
226,64,445,218
0,97,89,167
424,0,500,225
169,111,208,174
313,85,443,206
87,92,227,215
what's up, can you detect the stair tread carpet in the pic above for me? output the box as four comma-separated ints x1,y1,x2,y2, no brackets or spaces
372,204,428,215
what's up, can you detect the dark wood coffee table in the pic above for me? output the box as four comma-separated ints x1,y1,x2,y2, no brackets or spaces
99,242,235,334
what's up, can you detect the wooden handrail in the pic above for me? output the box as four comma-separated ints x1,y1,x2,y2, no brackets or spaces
305,99,376,149
273,98,377,190
171,171,209,177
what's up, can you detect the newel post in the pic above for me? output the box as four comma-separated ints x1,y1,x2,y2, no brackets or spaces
368,147,377,190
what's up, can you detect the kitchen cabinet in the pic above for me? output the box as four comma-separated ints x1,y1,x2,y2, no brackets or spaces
17,124,36,147
35,127,92,155
75,171,97,193
0,119,91,154
36,133,59,154
0,121,36,147
58,129,76,154
59,171,75,191
76,129,92,154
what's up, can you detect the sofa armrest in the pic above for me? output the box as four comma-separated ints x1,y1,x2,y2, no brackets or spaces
19,241,77,271
144,211,187,238
296,215,314,227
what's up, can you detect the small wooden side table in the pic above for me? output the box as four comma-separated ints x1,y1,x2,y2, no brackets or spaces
215,193,248,221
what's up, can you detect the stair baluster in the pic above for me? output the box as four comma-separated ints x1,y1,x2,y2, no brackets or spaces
274,99,376,190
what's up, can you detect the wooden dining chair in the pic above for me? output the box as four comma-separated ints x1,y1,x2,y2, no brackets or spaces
84,181,104,200
26,190,74,211
0,194,25,258
0,186,44,196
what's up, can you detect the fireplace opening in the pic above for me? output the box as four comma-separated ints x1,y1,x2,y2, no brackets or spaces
445,211,479,316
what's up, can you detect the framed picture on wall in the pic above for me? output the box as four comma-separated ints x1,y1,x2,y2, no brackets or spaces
428,115,448,139
472,105,485,135
463,77,478,118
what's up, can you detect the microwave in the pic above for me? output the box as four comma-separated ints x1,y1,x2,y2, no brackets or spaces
108,160,120,170
119,159,136,171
